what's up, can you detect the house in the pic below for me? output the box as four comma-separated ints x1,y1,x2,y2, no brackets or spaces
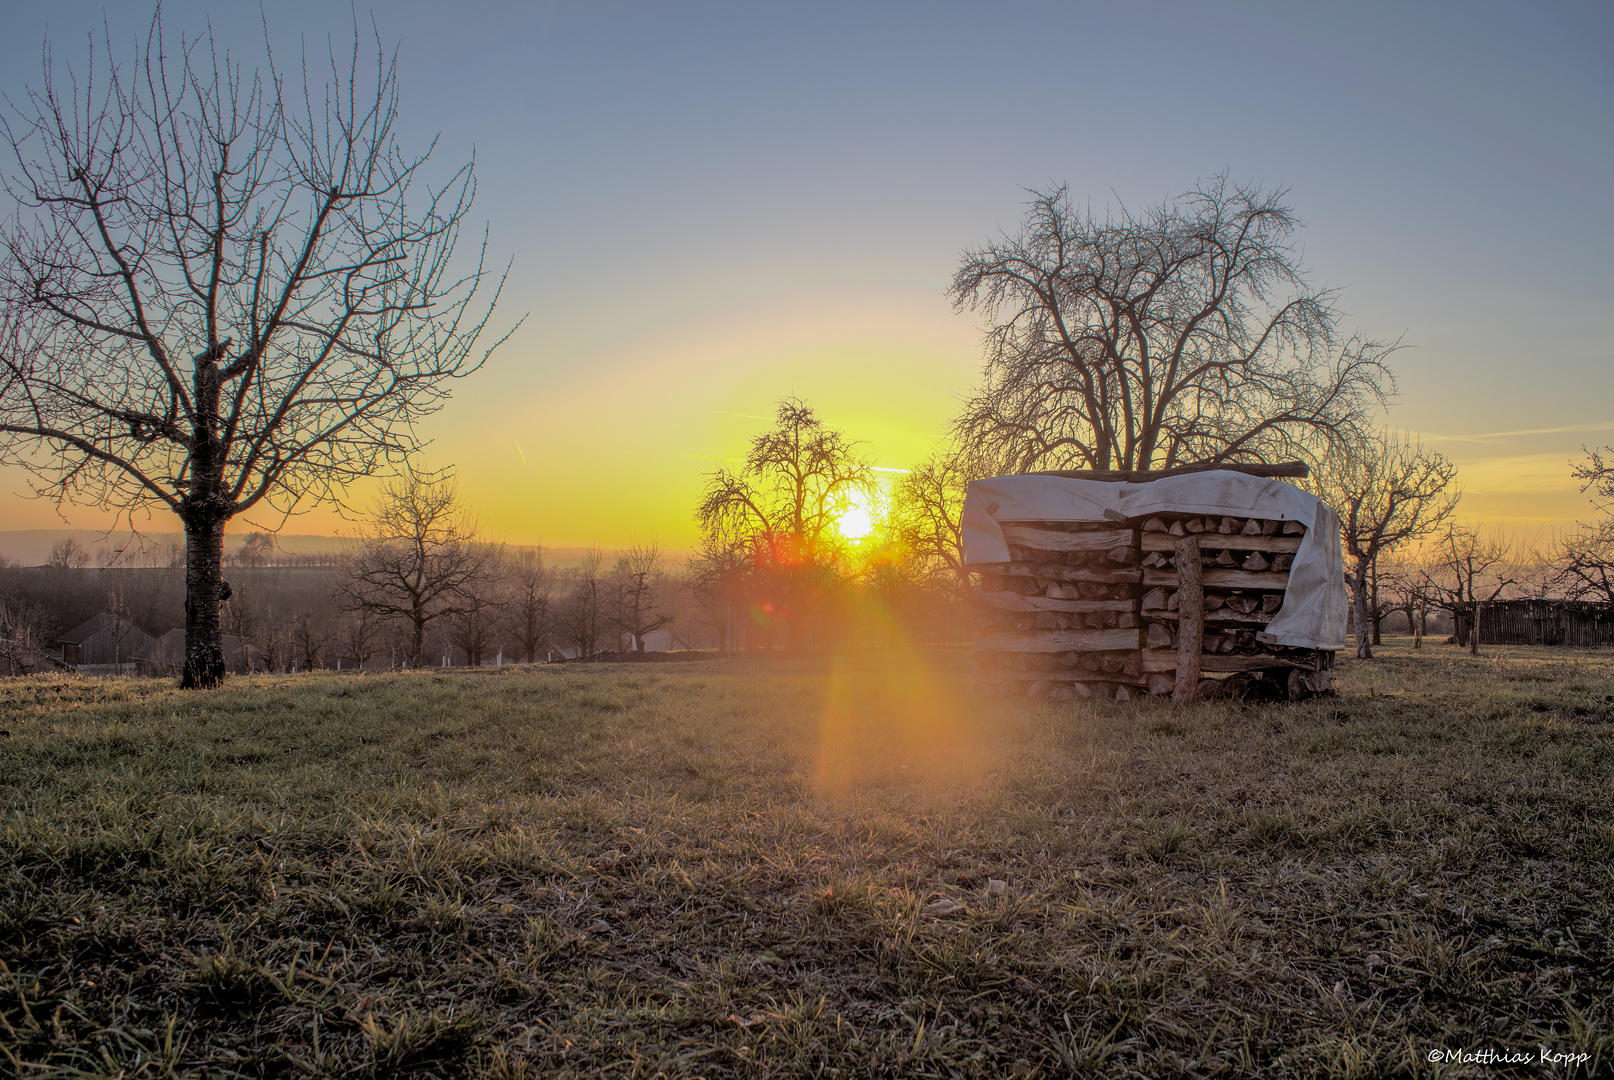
56,613,157,673
133,629,254,677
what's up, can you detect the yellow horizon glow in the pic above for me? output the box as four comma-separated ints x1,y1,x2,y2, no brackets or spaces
0,273,1601,554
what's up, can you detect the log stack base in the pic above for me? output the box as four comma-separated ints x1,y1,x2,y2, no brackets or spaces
973,513,1333,702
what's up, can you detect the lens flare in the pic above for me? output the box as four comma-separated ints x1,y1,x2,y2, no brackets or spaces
814,594,992,801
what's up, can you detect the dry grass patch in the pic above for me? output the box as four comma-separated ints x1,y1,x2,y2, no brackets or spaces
1,641,1611,1077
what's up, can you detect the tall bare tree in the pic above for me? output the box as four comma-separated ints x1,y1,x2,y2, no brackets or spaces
684,537,751,655
609,543,673,653
447,542,507,666
1552,447,1614,603
887,449,987,600
337,605,383,670
951,176,1393,473
336,471,495,666
696,398,872,648
1420,525,1519,655
507,546,555,662
0,15,513,687
291,608,329,672
1322,432,1459,658
560,548,607,661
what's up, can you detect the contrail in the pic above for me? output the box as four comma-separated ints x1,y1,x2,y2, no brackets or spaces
1421,420,1614,443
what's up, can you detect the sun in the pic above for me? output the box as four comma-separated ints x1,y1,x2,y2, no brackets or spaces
838,490,875,540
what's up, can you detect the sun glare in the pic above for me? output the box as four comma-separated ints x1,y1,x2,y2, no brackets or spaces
838,491,875,540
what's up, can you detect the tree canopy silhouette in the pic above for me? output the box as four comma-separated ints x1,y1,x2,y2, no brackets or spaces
0,14,514,686
951,175,1393,473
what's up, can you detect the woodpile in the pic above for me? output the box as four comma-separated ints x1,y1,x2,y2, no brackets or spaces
972,511,1334,702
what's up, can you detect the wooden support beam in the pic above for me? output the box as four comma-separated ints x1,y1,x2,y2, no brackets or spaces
1146,608,1277,626
1143,568,1292,590
977,563,1144,585
1001,525,1133,552
972,590,1135,614
1172,535,1203,703
1140,533,1301,554
973,627,1141,653
984,668,1149,688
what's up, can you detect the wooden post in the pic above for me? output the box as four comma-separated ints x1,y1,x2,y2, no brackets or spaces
1172,535,1203,703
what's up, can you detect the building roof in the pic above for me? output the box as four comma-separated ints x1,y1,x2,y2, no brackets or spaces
134,628,248,664
57,612,152,645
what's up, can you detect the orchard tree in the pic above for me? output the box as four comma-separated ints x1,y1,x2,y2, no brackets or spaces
1421,525,1520,655
887,451,971,600
1322,432,1459,658
696,398,872,648
1552,447,1614,603
0,14,514,686
507,547,556,662
951,175,1394,473
560,549,608,662
609,543,673,653
336,471,497,667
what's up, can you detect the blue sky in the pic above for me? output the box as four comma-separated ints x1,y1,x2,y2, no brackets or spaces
1,1,1609,544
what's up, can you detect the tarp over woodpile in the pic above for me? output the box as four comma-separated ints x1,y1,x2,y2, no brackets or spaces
962,470,1349,652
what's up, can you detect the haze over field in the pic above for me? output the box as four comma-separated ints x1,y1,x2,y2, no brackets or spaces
1,0,1608,547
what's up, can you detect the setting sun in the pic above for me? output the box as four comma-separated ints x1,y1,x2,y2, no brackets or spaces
838,490,876,540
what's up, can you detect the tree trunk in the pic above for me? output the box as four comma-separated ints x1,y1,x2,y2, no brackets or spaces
1413,602,1425,649
1351,560,1372,659
1370,559,1382,646
1471,601,1481,656
410,610,428,667
181,515,229,688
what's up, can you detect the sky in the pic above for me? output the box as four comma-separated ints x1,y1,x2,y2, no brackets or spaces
0,0,1609,553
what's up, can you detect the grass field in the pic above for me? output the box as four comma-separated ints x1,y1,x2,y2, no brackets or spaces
1,641,1611,1078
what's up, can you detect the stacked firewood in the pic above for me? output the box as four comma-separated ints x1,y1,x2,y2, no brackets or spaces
972,512,1333,702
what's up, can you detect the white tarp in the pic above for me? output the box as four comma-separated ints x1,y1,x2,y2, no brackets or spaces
961,470,1349,652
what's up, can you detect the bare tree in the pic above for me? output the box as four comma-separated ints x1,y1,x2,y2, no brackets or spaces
48,538,91,571
1553,526,1614,604
560,549,607,661
336,471,494,667
1420,525,1519,655
698,399,872,562
0,593,49,675
337,605,383,670
0,15,514,687
887,450,974,600
609,543,673,653
507,547,555,662
684,537,751,655
1551,447,1614,603
1321,432,1459,658
235,533,275,569
447,542,507,666
951,176,1394,473
696,398,871,649
291,608,329,672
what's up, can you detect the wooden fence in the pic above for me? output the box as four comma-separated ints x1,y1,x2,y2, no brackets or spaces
1478,599,1614,647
